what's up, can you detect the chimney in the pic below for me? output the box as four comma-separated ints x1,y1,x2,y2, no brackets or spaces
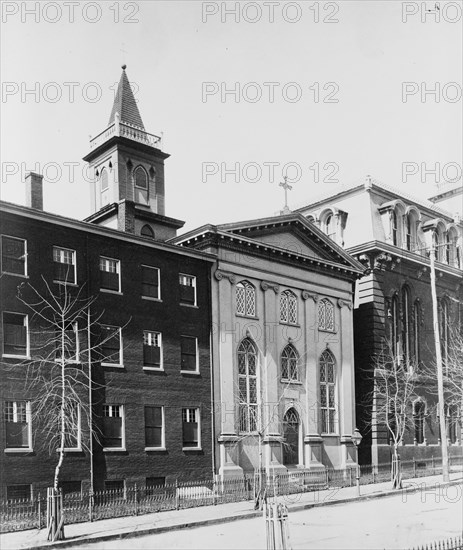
25,172,43,210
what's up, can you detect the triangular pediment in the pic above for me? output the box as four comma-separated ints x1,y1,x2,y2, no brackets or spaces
217,213,363,270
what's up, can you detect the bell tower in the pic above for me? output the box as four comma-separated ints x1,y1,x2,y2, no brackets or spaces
83,65,184,240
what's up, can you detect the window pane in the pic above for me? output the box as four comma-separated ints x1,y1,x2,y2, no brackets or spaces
3,313,27,356
181,337,197,371
101,327,120,364
2,237,26,275
103,416,122,447
180,284,195,304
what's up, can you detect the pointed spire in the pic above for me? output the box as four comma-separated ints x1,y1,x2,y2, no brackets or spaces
108,65,145,130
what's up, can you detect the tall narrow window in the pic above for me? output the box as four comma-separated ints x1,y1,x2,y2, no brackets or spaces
134,166,148,205
179,274,196,306
325,214,336,240
280,290,297,324
101,326,122,366
141,266,160,300
181,336,198,372
145,406,164,449
391,210,398,246
1,236,27,276
102,405,124,449
413,300,421,363
63,404,80,450
439,299,450,367
53,246,76,284
281,345,299,381
238,338,258,433
99,257,121,292
100,168,109,207
446,405,458,445
413,401,425,444
318,299,335,331
390,295,399,358
236,281,256,317
319,350,336,434
5,401,31,450
401,286,411,363
182,408,200,448
405,214,413,251
55,321,79,362
143,331,162,369
2,312,28,357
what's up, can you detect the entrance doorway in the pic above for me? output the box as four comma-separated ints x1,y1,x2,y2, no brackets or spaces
283,408,299,466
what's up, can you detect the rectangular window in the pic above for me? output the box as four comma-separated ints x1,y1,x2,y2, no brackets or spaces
62,405,81,450
101,326,122,366
55,322,79,362
59,480,82,497
102,405,124,449
7,484,31,502
2,312,28,357
181,336,198,372
179,274,196,306
182,408,200,448
104,479,125,492
143,331,162,369
100,257,121,292
1,236,27,276
146,477,165,495
144,406,164,449
5,401,31,450
141,266,160,300
53,246,76,284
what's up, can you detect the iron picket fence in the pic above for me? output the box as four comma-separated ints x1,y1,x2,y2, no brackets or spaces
412,534,463,550
1,454,462,534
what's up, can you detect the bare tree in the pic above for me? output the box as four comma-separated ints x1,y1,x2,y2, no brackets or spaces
369,341,419,489
12,278,119,541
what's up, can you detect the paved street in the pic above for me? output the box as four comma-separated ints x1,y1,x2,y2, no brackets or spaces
81,486,463,550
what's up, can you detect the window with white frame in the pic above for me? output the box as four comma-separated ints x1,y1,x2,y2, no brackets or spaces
181,336,198,372
99,257,121,292
280,290,297,324
236,281,256,317
134,166,149,205
53,246,76,284
143,331,162,369
1,236,27,276
2,312,29,357
101,326,123,366
238,338,258,433
319,350,337,434
179,274,196,306
182,408,200,448
5,401,32,450
145,406,164,449
318,299,335,332
281,344,299,381
55,321,79,363
141,266,160,299
102,405,124,449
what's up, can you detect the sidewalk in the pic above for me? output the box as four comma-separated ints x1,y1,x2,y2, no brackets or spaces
2,472,462,550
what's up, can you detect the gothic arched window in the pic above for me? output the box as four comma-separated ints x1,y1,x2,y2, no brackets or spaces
134,165,149,205
391,294,399,358
319,350,336,434
413,300,421,363
281,345,298,381
141,224,155,239
318,298,334,332
236,281,256,317
238,338,258,433
401,286,411,363
280,290,297,324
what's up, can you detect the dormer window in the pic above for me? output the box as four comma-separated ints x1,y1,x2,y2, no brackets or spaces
134,166,149,205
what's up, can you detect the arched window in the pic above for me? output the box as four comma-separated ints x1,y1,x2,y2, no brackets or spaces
413,400,425,444
281,345,298,381
134,165,149,205
238,338,258,433
319,350,336,434
390,294,399,358
391,210,398,246
141,224,155,239
413,300,421,363
438,298,450,366
283,408,299,465
405,214,413,251
445,227,459,267
325,214,335,240
280,290,297,324
100,168,109,207
401,286,411,363
318,299,334,332
236,281,256,317
445,405,458,444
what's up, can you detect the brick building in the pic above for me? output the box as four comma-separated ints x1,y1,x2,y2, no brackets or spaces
297,176,463,465
0,67,215,499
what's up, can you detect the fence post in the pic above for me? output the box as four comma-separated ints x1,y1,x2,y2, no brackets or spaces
212,475,217,506
349,467,352,487
413,457,416,478
37,492,41,529
432,455,435,474
134,483,138,516
325,469,329,488
372,466,376,484
175,479,179,511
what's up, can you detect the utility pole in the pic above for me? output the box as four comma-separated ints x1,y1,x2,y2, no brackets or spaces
429,242,450,482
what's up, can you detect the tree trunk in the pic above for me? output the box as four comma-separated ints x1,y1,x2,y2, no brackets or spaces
391,445,402,490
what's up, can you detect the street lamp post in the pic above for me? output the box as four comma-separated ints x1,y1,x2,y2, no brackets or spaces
352,429,363,497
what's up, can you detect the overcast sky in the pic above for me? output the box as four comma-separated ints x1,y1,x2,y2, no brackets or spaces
1,1,462,232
